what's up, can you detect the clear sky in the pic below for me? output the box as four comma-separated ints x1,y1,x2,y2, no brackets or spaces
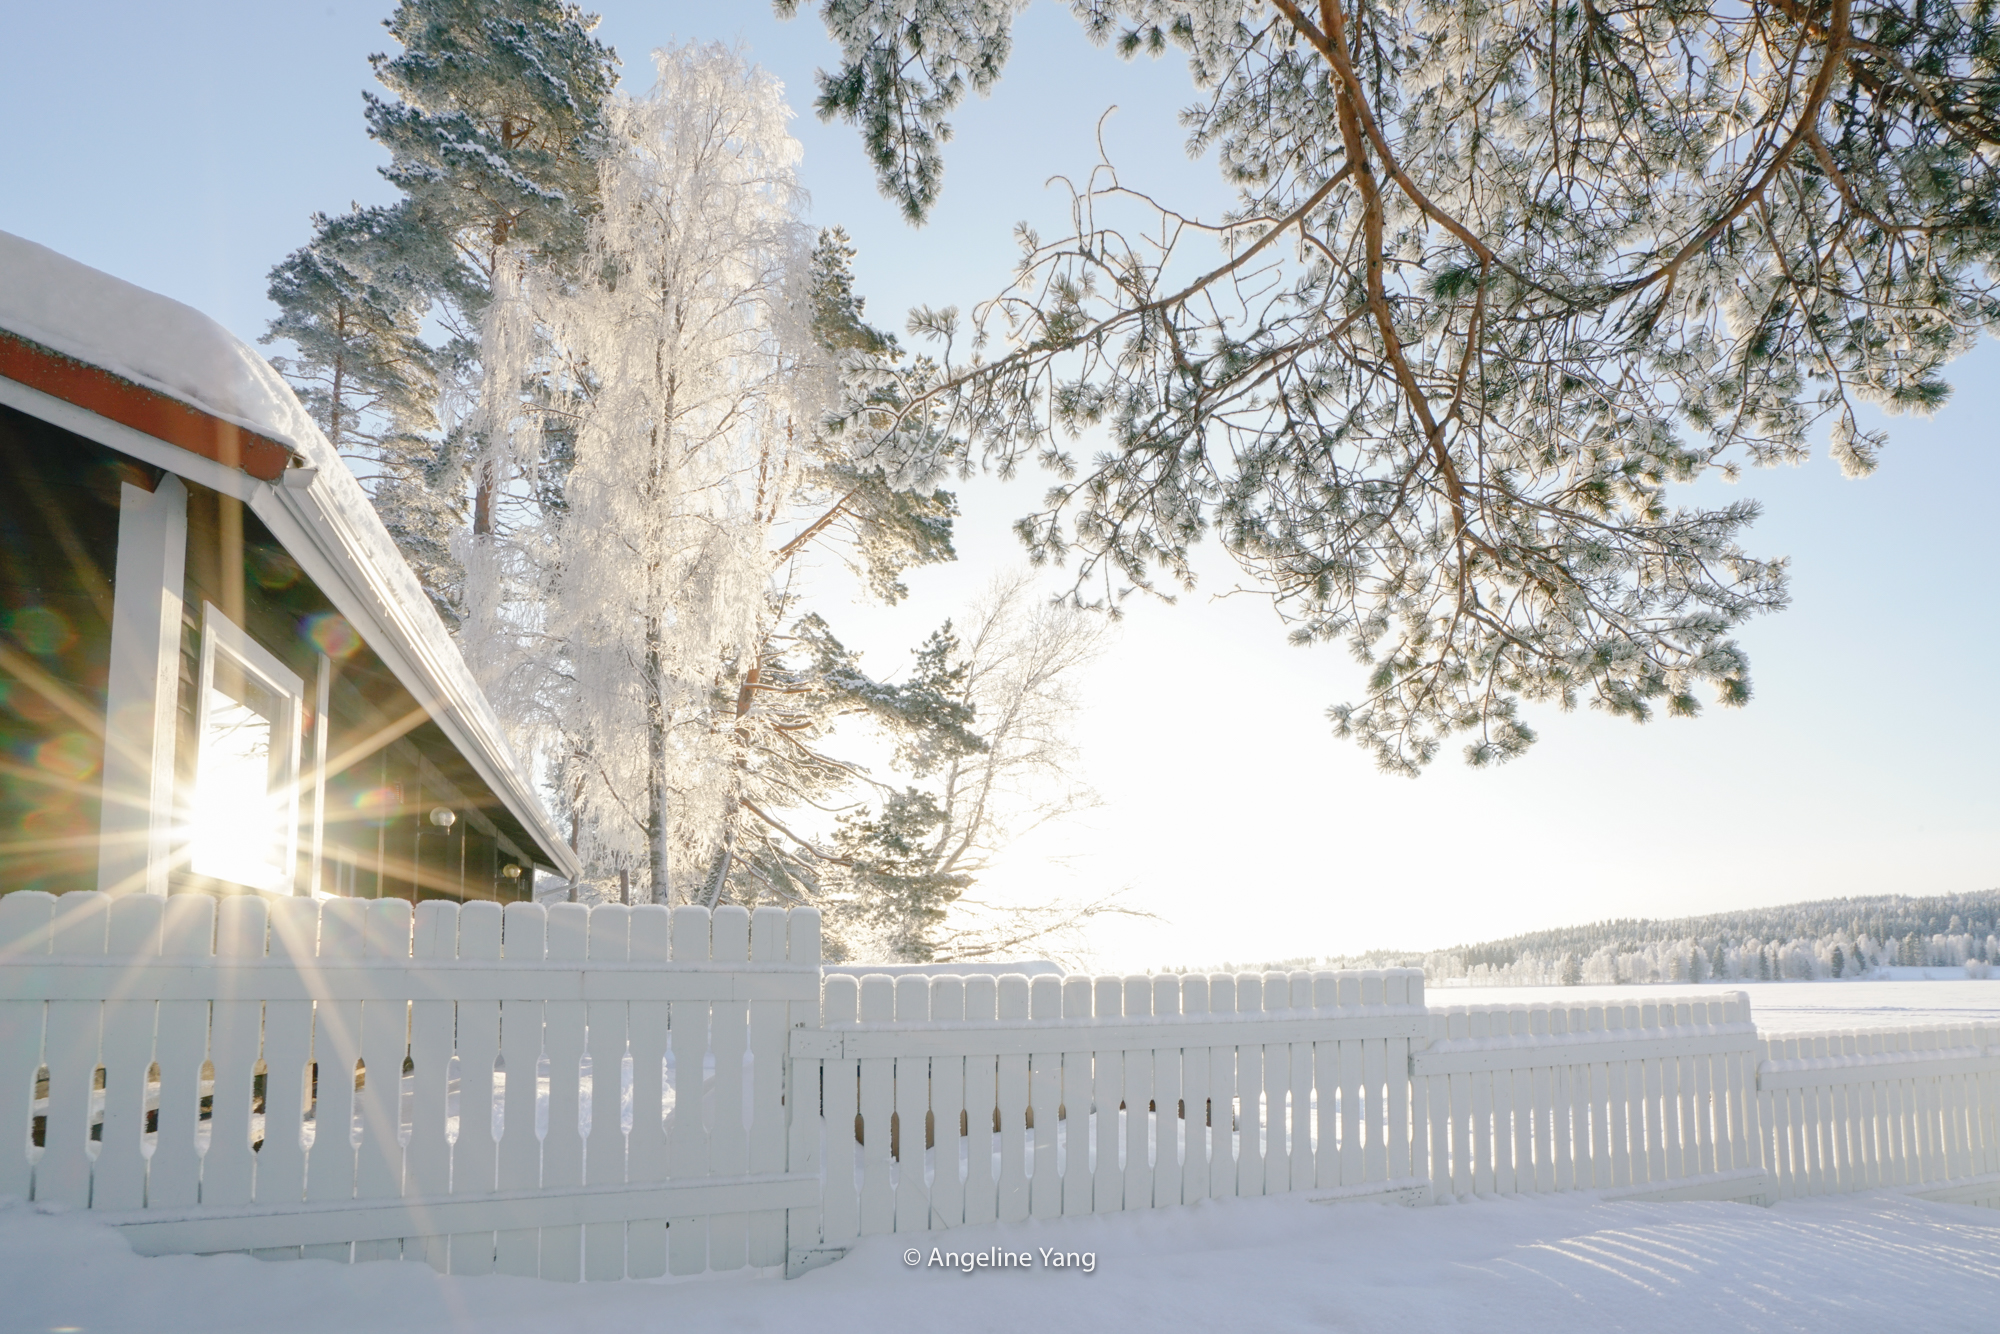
4,1,1995,970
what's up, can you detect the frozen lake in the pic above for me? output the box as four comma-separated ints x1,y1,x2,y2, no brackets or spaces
1423,977,2000,1032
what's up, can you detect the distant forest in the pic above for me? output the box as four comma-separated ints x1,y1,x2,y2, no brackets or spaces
1201,891,2000,985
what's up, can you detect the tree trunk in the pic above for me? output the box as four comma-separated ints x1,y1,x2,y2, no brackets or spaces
472,458,496,536
645,616,671,903
700,819,734,909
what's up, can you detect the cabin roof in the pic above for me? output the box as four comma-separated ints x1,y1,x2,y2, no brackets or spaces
0,230,580,881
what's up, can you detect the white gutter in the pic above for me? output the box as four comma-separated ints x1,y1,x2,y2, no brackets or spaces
256,466,582,881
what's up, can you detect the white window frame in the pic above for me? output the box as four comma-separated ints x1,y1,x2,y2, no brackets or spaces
192,601,305,894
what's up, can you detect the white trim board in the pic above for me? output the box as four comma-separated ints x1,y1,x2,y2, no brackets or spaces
96,475,186,895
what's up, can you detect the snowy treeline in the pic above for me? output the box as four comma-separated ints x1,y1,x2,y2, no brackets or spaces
1199,892,2000,984
1442,931,1999,986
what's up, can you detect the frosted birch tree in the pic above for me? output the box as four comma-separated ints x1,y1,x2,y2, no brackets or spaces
466,45,1116,957
519,45,814,903
783,0,2000,773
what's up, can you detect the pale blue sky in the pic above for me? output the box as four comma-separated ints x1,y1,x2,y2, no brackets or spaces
5,1,1994,967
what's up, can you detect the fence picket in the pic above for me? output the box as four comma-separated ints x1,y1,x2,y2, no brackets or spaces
820,975,860,1248
1422,1010,1449,1199
1550,1006,1577,1191
627,904,673,1279
246,897,307,1257
447,901,503,1276
1259,972,1288,1193
781,910,824,1275
929,975,967,1228
40,892,108,1209
1490,1006,1519,1196
223,898,282,1216
962,975,999,1226
0,892,52,1203
746,907,788,1267
1527,1008,1553,1193
304,898,364,1266
1235,974,1264,1198
1206,974,1235,1201
1155,975,1188,1206
667,906,714,1275
1180,974,1210,1205
94,894,162,1212
857,974,896,1237
1468,1008,1495,1195
704,907,751,1273
493,902,546,1277
895,975,932,1232
404,901,456,1271
351,899,412,1263
1031,976,1063,1218
1117,975,1153,1209
996,974,1032,1224
147,894,213,1211
1387,972,1415,1184
582,903,630,1282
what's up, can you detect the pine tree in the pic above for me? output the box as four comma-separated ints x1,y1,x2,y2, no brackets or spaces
367,0,617,552
265,0,616,614
786,0,2000,772
263,203,463,619
1831,944,1845,978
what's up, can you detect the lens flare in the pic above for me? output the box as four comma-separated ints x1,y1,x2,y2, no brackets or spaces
32,733,96,781
7,606,74,657
305,612,362,660
353,786,398,824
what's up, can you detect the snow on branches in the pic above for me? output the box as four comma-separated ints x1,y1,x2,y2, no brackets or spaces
787,0,2000,772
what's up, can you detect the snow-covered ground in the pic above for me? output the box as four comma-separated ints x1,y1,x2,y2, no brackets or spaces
8,1189,1998,1333
1427,979,2000,1032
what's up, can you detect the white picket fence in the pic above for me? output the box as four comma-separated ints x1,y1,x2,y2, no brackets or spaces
2,892,1996,1284
1412,996,1768,1203
0,890,820,1280
1757,1024,2000,1207
786,968,1429,1263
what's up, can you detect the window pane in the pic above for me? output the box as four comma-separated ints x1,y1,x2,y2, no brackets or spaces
190,653,287,890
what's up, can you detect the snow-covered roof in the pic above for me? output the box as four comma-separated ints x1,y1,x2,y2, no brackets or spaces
0,229,579,880
0,232,320,464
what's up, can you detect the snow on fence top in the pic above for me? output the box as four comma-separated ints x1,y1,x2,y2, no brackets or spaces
0,229,322,457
